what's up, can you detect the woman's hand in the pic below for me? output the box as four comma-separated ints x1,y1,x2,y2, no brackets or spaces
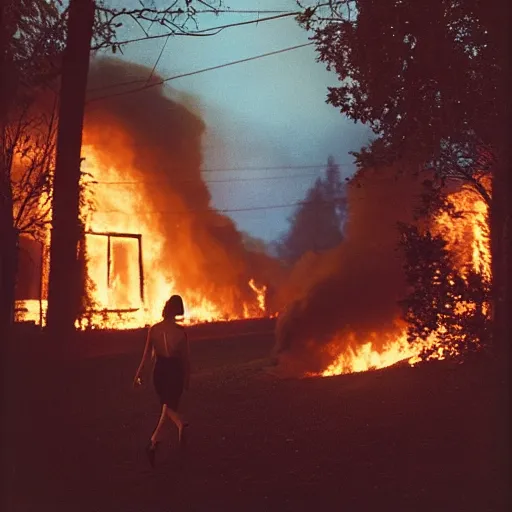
133,374,142,388
133,327,152,389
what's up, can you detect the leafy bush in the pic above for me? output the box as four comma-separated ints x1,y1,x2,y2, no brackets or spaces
398,223,490,361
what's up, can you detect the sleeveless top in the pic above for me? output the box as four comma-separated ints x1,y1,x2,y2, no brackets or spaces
150,320,187,358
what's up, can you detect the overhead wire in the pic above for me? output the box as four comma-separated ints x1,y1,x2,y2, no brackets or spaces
88,3,328,97
92,197,345,216
86,162,353,181
107,12,301,47
85,5,339,217
145,34,171,85
202,9,299,14
87,42,315,102
197,163,351,172
93,172,322,186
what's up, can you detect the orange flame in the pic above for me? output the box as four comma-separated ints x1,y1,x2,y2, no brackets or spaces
431,183,491,280
16,126,271,328
79,140,270,328
312,182,490,377
248,278,267,313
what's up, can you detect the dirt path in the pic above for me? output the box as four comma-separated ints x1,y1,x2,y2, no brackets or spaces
2,331,508,512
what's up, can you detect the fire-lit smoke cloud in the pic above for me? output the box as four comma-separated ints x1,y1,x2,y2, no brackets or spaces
275,166,425,374
83,58,281,322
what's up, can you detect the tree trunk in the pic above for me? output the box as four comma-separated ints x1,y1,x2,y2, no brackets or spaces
0,182,16,337
490,15,511,370
46,0,94,337
0,0,17,339
490,161,508,358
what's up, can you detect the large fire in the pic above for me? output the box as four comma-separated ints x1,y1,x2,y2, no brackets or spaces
13,59,491,378
311,183,491,377
80,142,268,328
16,128,271,329
15,57,282,330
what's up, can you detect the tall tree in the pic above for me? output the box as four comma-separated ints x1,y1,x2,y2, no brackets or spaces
46,0,95,336
0,0,64,337
46,0,223,335
299,0,510,355
3,2,226,337
279,156,347,263
1,1,226,335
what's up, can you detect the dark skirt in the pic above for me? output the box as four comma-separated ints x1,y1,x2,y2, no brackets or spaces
153,356,184,410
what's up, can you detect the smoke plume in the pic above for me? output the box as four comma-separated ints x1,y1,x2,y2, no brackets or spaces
84,58,282,317
275,166,425,374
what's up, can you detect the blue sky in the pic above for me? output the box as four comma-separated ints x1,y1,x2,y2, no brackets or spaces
100,0,371,241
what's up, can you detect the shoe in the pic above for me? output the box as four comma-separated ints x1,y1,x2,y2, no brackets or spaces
145,441,159,468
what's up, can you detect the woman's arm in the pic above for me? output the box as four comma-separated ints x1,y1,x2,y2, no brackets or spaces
182,331,191,390
133,327,152,386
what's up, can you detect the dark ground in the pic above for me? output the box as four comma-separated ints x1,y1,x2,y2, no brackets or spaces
1,320,509,512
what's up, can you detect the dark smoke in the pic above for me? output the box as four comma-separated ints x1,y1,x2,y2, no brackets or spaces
275,166,425,374
84,58,282,315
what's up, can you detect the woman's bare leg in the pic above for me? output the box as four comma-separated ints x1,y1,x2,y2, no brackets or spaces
150,405,168,446
165,408,188,443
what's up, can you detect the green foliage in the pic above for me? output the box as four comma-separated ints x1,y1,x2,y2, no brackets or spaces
398,223,491,361
278,156,347,264
299,0,499,361
302,0,505,165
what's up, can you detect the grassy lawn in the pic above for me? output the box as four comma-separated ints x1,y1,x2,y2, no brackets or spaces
2,326,508,512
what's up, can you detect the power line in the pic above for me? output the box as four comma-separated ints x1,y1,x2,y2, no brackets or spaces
90,15,299,94
207,9,298,14
83,149,353,170
145,34,171,85
93,172,322,186
84,164,354,188
84,163,354,187
85,162,352,176
86,42,315,102
92,198,334,216
200,163,352,173
109,12,300,47
105,2,331,48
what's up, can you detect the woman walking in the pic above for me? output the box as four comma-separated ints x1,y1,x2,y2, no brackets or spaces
133,295,191,468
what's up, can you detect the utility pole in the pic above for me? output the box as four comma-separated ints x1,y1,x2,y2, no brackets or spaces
46,0,95,336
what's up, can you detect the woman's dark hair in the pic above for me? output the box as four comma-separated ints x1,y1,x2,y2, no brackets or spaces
162,295,184,320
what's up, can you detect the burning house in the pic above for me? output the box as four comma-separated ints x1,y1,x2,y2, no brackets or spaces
13,58,490,379
17,58,282,328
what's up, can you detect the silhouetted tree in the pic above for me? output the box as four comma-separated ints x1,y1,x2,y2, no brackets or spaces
298,0,510,354
1,1,223,334
45,0,224,334
0,0,65,335
299,1,505,167
399,223,491,362
278,156,346,264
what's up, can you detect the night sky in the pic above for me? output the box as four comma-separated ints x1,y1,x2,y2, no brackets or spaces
99,0,371,241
